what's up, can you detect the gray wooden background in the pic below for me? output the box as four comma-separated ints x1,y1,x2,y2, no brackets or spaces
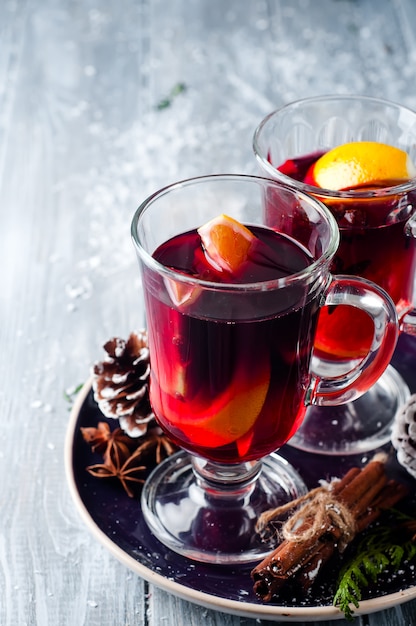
2,0,416,624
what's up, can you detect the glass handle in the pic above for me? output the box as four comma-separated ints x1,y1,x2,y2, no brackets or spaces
309,275,398,406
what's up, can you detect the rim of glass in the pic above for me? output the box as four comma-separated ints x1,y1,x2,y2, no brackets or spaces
131,174,340,292
253,94,416,199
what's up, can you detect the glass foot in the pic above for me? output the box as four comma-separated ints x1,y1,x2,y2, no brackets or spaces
141,450,307,565
289,365,410,455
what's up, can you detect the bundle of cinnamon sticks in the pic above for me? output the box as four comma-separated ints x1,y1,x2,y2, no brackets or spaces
251,455,408,602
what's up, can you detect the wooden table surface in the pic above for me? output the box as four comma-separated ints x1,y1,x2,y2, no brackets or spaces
3,0,416,624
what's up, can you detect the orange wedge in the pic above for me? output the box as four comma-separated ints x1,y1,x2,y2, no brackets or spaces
180,359,270,447
314,306,374,359
306,141,416,191
164,273,201,307
153,351,270,448
197,213,256,274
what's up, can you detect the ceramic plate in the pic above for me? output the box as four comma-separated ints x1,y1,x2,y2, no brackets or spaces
65,379,416,622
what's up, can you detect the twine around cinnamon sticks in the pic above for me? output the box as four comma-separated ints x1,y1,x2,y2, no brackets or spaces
251,454,409,601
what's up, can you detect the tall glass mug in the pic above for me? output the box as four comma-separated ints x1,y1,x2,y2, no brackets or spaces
131,174,397,564
253,95,416,454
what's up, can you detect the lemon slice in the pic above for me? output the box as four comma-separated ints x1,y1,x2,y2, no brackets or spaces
307,141,416,191
197,213,256,273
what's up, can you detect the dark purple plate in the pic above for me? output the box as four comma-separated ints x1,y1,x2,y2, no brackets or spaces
65,378,416,622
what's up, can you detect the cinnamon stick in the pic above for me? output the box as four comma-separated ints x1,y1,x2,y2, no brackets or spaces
334,460,387,513
251,458,409,602
356,480,409,532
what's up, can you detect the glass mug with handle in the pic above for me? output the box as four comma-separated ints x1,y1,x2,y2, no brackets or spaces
253,95,416,454
131,174,398,564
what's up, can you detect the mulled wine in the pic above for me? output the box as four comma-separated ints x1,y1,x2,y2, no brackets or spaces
143,225,318,464
278,152,416,360
133,173,398,562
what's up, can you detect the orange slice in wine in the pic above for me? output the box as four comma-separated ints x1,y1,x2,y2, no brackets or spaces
155,214,269,447
164,271,201,307
314,305,374,359
306,141,416,190
197,213,257,273
156,352,270,448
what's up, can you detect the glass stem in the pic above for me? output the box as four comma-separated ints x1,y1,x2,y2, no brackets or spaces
191,455,262,498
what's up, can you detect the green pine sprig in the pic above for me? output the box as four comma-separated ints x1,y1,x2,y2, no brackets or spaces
64,382,84,407
333,512,416,620
156,83,187,110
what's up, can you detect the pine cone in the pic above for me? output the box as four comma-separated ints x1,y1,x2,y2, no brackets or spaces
92,330,155,437
392,394,416,479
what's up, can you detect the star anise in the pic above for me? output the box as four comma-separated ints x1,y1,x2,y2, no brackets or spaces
81,422,112,455
81,422,136,458
82,422,178,497
86,442,147,498
146,433,178,465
